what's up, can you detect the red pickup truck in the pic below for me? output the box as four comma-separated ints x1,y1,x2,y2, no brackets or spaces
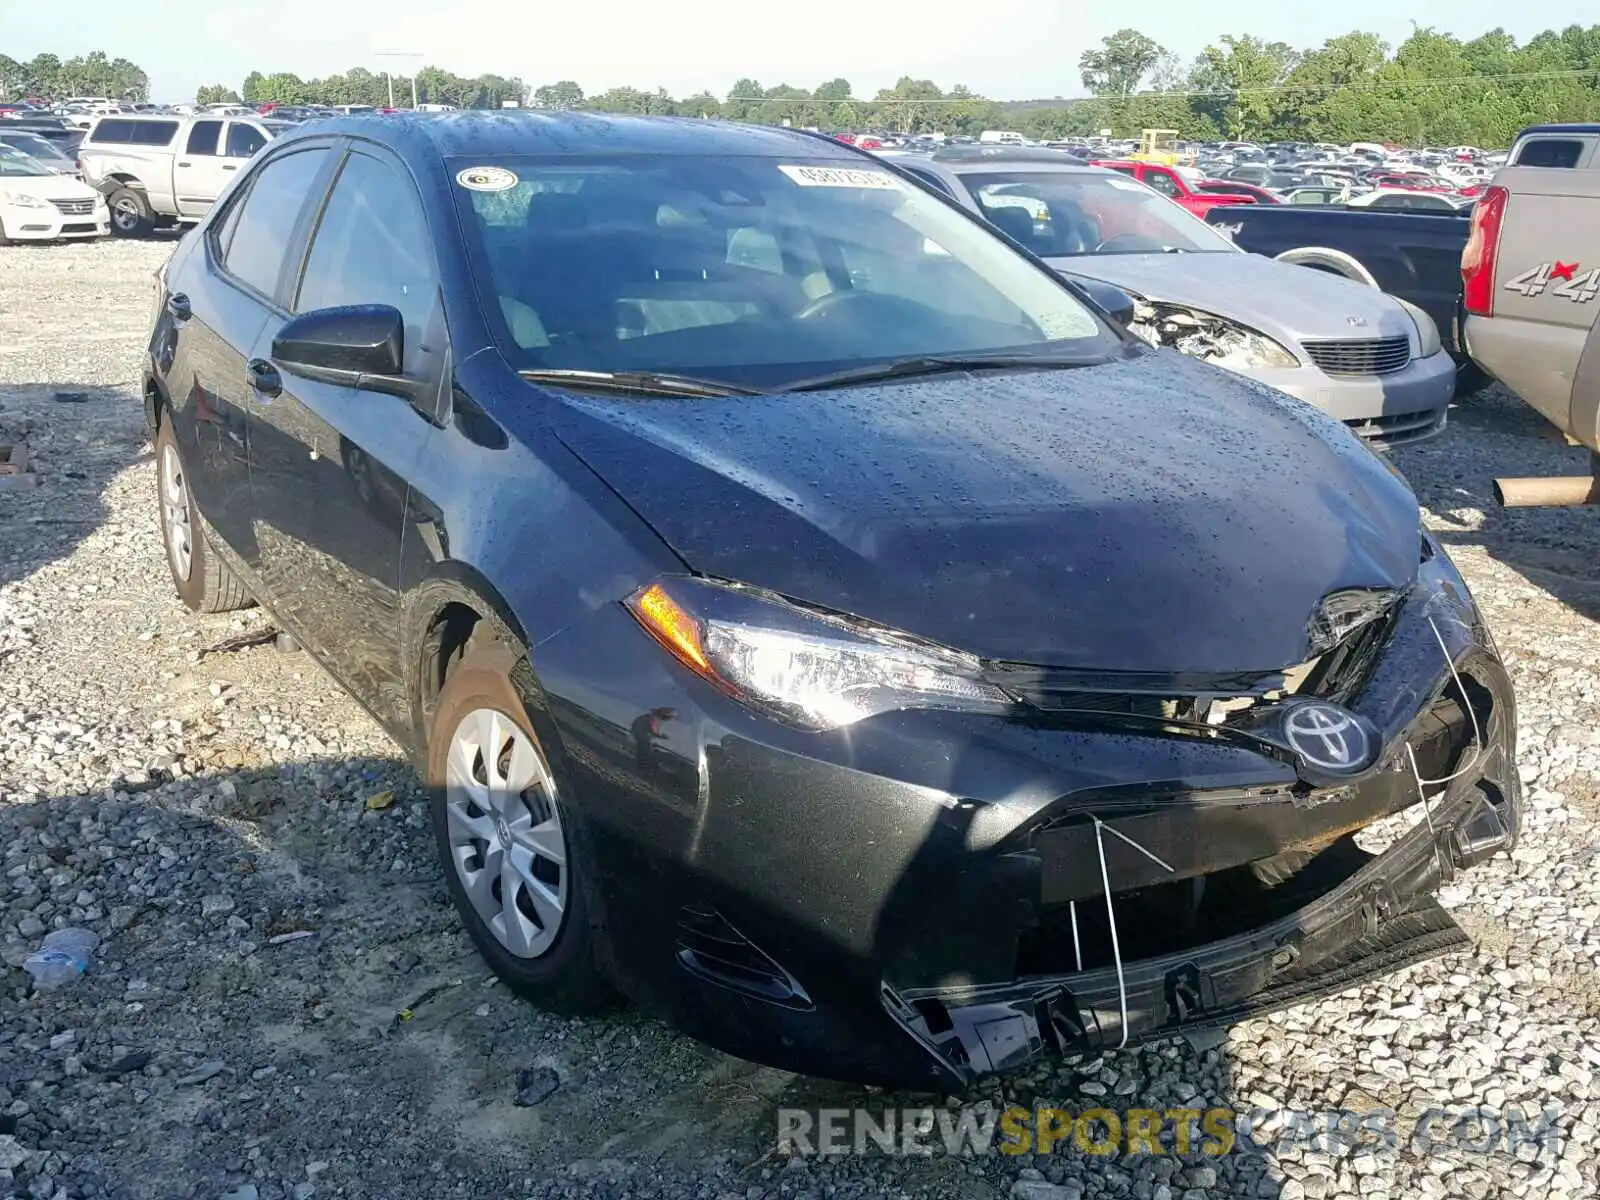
1090,160,1257,218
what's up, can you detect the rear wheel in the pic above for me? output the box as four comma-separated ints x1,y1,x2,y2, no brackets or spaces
154,420,252,613
108,186,154,237
428,645,612,1012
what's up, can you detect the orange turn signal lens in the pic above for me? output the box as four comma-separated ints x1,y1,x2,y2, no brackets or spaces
629,583,709,672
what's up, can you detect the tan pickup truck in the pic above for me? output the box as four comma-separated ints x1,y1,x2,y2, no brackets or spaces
1462,123,1600,505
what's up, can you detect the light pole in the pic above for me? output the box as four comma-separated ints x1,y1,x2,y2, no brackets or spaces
376,50,424,109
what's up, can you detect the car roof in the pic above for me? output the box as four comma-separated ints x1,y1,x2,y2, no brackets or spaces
271,111,862,163
1515,123,1600,137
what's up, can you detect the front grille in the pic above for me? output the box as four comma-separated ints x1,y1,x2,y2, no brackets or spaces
51,198,95,216
1303,335,1411,377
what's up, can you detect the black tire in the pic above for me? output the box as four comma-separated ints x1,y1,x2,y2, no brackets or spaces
427,643,613,1013
108,185,154,237
154,420,253,613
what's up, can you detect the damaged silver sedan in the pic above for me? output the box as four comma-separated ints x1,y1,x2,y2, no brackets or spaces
881,147,1457,449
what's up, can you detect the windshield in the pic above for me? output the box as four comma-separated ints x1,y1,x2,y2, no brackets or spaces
962,171,1238,257
453,154,1112,389
0,134,70,165
0,146,53,178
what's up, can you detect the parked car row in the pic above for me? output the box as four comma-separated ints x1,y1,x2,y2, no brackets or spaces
142,111,1521,1090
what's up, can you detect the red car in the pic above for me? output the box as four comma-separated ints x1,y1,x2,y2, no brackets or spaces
1090,160,1256,218
1194,180,1282,206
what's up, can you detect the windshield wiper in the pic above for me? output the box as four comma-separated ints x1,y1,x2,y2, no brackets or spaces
784,353,1098,393
519,368,755,398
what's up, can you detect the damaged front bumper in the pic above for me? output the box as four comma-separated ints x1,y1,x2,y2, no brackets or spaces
535,541,1518,1091
887,767,1513,1082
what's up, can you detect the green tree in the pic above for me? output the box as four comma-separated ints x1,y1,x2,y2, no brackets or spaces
723,78,764,121
1079,29,1166,98
679,90,724,119
1189,34,1300,139
532,80,584,109
195,85,242,106
23,54,61,98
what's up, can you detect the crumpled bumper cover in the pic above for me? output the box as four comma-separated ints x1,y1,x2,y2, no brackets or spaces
886,766,1514,1085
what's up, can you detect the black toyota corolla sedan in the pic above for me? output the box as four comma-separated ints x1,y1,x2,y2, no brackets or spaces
143,112,1519,1090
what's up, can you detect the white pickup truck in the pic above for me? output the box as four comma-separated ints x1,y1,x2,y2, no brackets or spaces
1461,122,1600,506
77,113,275,236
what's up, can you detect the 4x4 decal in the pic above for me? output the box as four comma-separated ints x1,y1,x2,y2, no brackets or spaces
1503,261,1600,303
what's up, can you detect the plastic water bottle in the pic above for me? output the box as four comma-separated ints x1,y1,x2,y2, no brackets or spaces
22,928,100,990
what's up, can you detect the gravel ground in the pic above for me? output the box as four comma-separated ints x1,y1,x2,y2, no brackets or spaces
0,238,1597,1200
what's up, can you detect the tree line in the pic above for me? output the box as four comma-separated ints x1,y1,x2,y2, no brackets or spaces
7,21,1599,147
0,52,149,102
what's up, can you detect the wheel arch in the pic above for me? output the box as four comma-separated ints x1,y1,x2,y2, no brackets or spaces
1274,246,1381,288
402,563,535,753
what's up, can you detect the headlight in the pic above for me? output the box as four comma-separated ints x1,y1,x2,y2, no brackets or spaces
0,190,48,209
625,577,1011,731
1395,297,1442,358
1128,300,1299,370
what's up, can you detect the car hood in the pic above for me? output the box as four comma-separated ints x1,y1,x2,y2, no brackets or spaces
1048,251,1418,348
0,173,95,199
546,350,1420,676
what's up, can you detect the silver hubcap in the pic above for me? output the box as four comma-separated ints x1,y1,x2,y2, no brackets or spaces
112,198,140,229
159,443,193,582
445,708,568,959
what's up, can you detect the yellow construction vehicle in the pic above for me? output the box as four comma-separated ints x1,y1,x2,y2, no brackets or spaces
1130,129,1181,166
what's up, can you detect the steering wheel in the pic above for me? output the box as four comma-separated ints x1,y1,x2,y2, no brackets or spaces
1096,233,1169,254
795,289,929,324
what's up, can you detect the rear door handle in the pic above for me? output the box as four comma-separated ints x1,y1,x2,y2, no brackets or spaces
177,161,191,168
166,293,191,321
246,358,281,398
221,163,238,171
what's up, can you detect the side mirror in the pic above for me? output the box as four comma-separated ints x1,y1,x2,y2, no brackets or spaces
272,304,405,391
1061,273,1137,327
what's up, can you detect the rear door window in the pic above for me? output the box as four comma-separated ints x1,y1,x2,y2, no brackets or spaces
218,148,331,299
1513,138,1584,169
186,121,222,157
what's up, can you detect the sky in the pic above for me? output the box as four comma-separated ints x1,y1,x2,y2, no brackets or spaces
1,0,1585,104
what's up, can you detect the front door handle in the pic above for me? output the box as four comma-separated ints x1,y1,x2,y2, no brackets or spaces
177,161,191,168
166,293,191,321
246,358,282,398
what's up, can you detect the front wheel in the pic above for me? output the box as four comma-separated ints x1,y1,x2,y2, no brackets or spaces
154,420,252,613
428,646,612,1012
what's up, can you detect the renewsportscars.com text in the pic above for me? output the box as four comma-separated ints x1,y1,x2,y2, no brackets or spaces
777,1104,1567,1159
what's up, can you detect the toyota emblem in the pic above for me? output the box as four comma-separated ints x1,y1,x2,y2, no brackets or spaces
1283,702,1372,773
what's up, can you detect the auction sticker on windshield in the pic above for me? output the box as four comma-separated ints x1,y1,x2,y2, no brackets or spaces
456,166,518,192
779,164,905,190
